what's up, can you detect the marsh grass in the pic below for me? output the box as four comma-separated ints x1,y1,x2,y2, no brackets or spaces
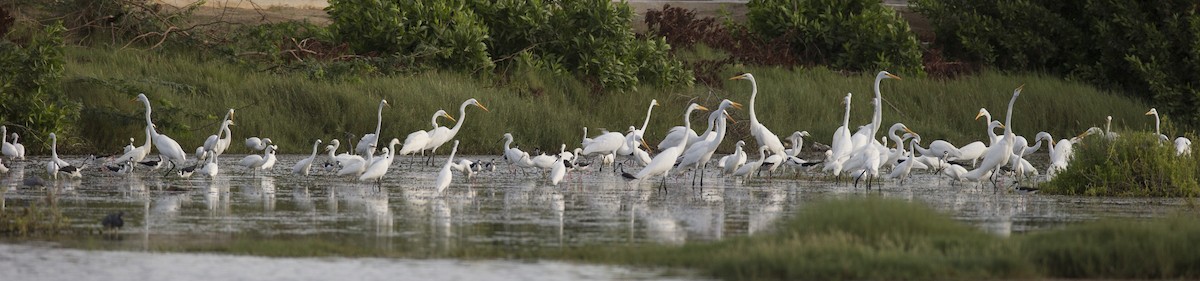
0,200,72,236
1019,215,1200,278
1043,132,1200,197
62,47,1148,156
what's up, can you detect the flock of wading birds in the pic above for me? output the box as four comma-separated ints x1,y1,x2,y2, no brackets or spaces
0,72,1194,193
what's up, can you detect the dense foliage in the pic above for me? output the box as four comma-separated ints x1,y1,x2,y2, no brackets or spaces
745,0,925,76
1043,132,1200,197
0,22,79,151
912,0,1200,128
325,0,692,91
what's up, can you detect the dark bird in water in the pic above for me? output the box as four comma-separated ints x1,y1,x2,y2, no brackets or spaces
1014,185,1039,194
102,211,125,229
23,175,46,187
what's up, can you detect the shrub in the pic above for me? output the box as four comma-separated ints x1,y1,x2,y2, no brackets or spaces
0,22,80,151
1043,132,1200,197
746,0,925,76
912,0,1200,128
326,0,493,72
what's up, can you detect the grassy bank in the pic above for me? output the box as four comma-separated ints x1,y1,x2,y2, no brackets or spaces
59,197,1200,280
61,46,1149,155
1043,132,1200,197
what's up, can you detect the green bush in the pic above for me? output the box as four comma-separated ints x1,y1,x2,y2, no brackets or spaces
326,0,493,72
912,0,1200,128
325,0,692,91
0,22,80,151
1020,217,1200,278
746,0,924,75
1043,132,1200,197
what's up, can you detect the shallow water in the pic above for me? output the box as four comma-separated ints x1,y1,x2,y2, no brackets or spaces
0,154,1191,277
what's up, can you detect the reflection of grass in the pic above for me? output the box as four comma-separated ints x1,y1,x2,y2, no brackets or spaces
66,198,1200,280
64,46,1147,155
0,200,72,236
1043,132,1200,197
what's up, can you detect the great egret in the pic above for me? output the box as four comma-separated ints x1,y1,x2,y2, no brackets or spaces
292,139,323,175
1104,116,1119,140
733,145,768,179
198,150,219,178
676,100,739,186
239,144,276,174
1145,108,1169,144
975,108,1004,145
322,139,341,171
1176,137,1192,156
46,133,70,179
1046,131,1088,179
501,133,534,173
246,137,272,151
425,98,489,165
136,93,186,170
720,140,747,174
731,73,786,159
582,130,626,157
1,126,16,160
824,93,854,176
0,158,8,174
964,85,1023,187
400,109,454,156
630,99,659,140
784,131,811,157
10,133,25,160
200,109,235,159
550,152,570,186
435,140,460,194
657,103,709,151
357,99,390,156
531,151,557,172
360,138,401,183
124,138,135,154
886,133,920,183
626,99,736,190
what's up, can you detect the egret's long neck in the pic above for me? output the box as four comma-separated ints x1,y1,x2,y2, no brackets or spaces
220,123,232,141
1106,119,1112,133
1154,113,1161,136
451,101,469,133
141,99,153,126
683,107,696,131
841,99,851,128
872,76,884,137
703,109,719,133
504,136,513,150
792,136,804,156
749,77,760,125
430,113,441,128
640,103,655,132
1003,93,1018,141
373,102,385,136
888,128,903,149
713,109,729,143
143,126,153,148
1,126,6,144
310,141,321,158
50,135,57,158
389,141,399,157
446,145,459,164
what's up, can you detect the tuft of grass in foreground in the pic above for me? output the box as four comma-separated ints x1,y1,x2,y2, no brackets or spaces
62,46,1149,156
57,198,1200,280
0,201,72,236
1043,132,1200,197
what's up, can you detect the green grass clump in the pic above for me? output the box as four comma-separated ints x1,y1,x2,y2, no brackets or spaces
1019,216,1200,278
1043,132,1200,197
0,202,72,236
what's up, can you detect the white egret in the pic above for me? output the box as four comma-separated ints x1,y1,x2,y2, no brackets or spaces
198,150,220,178
400,109,454,156
734,146,769,179
720,140,747,174
424,98,489,165
260,145,278,170
0,158,7,174
531,151,557,172
46,133,70,179
731,73,787,159
336,145,373,177
435,140,460,194
292,139,323,175
124,138,135,154
675,100,740,186
824,93,854,176
629,99,660,140
657,103,707,150
501,133,534,173
360,138,401,183
886,133,920,183
239,144,276,174
784,131,811,157
975,108,1004,145
245,137,272,151
964,85,1023,187
10,133,25,160
1146,108,1169,144
1,126,16,160
114,126,153,165
581,127,594,148
322,139,341,172
136,94,187,169
1104,116,1119,140
200,109,235,159
550,152,570,186
582,130,626,157
1176,137,1192,156
356,99,390,156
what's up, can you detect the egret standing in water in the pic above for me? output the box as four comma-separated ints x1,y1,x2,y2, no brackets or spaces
136,93,186,172
435,140,461,194
424,99,488,165
357,99,390,156
964,85,1023,189
293,139,323,175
